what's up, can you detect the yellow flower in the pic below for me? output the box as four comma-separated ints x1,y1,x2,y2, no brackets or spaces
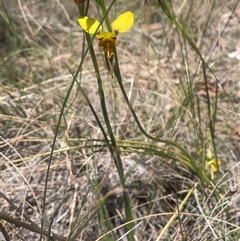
97,32,117,59
207,158,221,172
78,11,134,58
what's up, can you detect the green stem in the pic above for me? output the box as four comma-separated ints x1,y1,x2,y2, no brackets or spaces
99,0,113,31
96,1,135,240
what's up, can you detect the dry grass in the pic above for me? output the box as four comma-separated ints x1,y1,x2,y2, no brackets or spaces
1,0,240,240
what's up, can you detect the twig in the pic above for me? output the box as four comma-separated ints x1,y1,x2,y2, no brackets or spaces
0,213,67,241
0,191,38,227
0,222,10,241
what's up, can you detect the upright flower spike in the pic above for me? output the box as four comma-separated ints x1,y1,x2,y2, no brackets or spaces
78,11,134,58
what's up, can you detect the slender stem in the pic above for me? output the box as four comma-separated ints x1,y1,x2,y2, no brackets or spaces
99,0,113,31
0,212,67,241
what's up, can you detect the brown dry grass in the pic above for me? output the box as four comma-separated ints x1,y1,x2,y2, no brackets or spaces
1,0,240,240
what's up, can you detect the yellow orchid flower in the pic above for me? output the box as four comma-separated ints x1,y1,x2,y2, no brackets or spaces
97,32,117,58
78,11,134,58
208,158,221,172
207,149,221,173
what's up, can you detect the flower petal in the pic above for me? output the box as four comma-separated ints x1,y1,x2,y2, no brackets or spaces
78,16,102,34
111,11,134,33
97,31,116,40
